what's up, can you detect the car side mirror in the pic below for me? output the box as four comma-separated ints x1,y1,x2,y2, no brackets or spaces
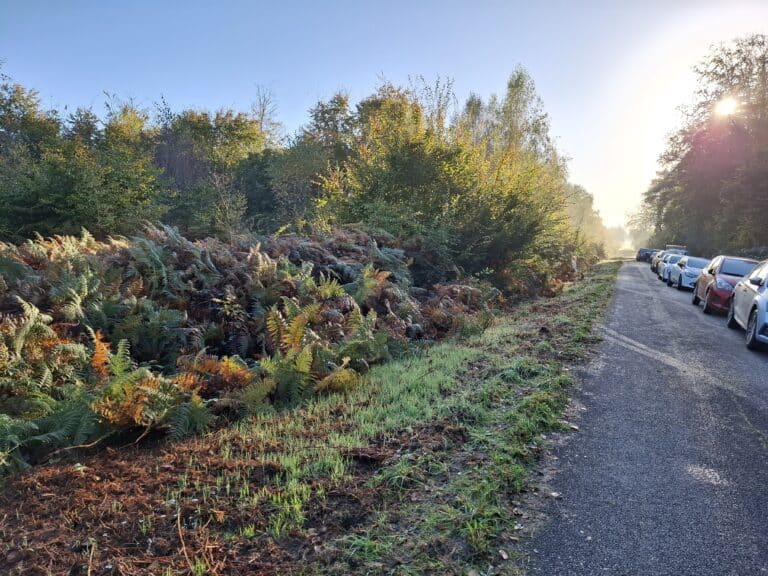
749,277,763,286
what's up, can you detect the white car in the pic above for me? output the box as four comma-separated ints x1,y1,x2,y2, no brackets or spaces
727,259,768,350
659,253,683,283
667,256,710,289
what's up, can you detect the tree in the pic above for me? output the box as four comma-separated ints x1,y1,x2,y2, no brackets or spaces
642,34,768,254
0,84,164,239
155,108,266,237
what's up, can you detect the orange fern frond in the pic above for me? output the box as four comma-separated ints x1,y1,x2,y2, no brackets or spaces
91,330,111,381
172,372,203,392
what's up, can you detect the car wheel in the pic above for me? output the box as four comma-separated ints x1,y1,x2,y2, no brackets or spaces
666,275,673,286
692,284,701,305
726,300,739,329
746,309,763,350
676,277,683,291
702,290,713,314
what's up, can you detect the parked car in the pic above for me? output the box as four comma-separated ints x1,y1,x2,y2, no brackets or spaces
655,253,670,278
650,250,668,273
727,259,768,350
659,253,684,282
692,256,759,314
636,248,659,262
667,256,710,290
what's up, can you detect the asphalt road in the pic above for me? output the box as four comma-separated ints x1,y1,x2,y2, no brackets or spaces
523,260,768,576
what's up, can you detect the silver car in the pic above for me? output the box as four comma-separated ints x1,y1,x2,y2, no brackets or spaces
727,259,768,350
667,256,710,290
659,253,683,282
651,250,668,273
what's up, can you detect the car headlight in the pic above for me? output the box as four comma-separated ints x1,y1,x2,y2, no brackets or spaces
715,278,733,291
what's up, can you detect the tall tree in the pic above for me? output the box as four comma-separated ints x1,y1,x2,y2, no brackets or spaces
642,34,768,254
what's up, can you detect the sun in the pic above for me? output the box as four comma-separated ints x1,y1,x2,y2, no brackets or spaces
714,97,738,116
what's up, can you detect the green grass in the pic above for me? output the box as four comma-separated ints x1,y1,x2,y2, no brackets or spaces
311,260,621,574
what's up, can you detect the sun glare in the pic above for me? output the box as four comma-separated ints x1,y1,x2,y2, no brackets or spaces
714,97,738,116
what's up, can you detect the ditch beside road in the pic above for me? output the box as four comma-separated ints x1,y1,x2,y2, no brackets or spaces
523,260,768,575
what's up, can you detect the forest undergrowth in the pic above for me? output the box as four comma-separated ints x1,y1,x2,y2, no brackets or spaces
0,258,620,575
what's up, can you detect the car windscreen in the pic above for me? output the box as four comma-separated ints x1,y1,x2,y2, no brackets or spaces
720,259,757,277
686,257,709,268
668,255,682,264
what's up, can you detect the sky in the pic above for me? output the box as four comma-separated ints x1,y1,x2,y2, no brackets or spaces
2,0,768,227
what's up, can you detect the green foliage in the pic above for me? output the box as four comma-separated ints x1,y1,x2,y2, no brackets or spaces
0,64,607,476
111,298,186,367
167,395,214,442
0,415,39,472
0,82,166,240
314,74,595,293
3,223,484,473
1,68,605,295
260,345,314,406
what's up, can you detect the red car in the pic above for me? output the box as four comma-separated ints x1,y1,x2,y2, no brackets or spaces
692,256,758,314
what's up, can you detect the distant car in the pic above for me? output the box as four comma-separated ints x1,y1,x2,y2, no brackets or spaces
667,256,710,290
727,259,768,350
665,244,689,255
659,253,683,282
636,248,659,262
650,250,668,273
692,256,758,314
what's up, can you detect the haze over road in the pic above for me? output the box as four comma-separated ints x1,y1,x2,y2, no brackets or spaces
524,261,768,576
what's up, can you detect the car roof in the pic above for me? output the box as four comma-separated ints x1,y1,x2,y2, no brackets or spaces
719,256,759,263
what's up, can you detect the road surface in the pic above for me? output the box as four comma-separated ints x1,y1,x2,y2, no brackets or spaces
523,260,768,576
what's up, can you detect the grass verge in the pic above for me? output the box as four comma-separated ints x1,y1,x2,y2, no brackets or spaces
0,261,621,576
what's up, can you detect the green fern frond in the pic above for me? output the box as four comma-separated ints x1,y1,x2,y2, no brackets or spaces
317,274,346,299
281,297,302,319
266,307,287,346
12,297,56,357
109,339,134,378
167,395,213,442
282,315,309,352
237,379,274,414
294,345,313,374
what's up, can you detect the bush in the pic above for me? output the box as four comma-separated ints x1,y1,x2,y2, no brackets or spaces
0,225,501,472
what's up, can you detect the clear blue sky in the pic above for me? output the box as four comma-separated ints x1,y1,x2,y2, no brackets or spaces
2,0,768,226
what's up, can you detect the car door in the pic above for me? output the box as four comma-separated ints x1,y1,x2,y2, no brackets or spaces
737,262,768,324
673,257,686,283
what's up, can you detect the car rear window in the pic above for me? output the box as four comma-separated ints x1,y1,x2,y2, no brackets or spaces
687,257,709,268
720,259,757,277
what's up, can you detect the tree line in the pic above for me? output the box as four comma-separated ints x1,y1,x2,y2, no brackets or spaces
0,67,617,291
634,34,768,257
